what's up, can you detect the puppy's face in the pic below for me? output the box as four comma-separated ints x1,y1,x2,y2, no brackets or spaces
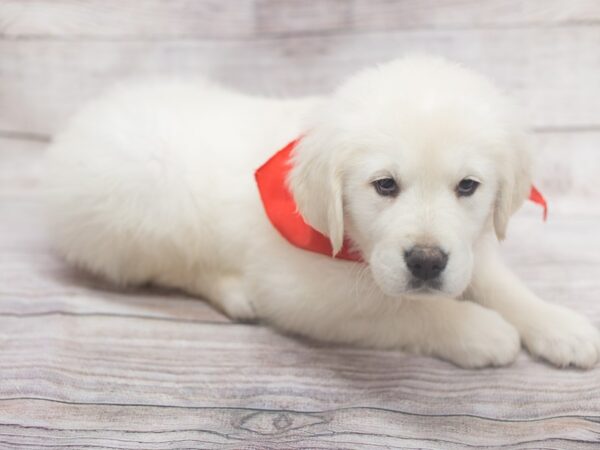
342,120,500,297
290,57,532,298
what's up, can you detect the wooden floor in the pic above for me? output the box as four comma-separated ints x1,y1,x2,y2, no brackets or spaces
2,1,600,448
1,131,600,449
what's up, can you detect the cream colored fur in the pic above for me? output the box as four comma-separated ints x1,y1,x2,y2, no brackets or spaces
46,56,600,368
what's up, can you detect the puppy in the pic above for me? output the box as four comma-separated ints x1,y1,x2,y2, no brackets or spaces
46,56,600,368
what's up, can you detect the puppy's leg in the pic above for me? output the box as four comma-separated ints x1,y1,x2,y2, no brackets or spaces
215,276,257,321
468,239,600,368
335,296,520,368
187,275,257,322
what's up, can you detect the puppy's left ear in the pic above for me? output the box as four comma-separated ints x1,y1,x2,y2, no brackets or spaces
288,134,345,255
493,133,533,240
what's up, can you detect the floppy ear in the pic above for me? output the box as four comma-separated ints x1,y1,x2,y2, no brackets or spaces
287,134,345,255
493,133,533,240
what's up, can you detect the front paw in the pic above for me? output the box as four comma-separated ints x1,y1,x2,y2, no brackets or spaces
521,304,600,369
438,304,521,369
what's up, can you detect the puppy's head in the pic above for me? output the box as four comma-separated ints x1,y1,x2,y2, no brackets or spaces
289,56,532,298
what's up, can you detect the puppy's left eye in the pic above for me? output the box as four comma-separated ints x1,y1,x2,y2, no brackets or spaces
456,178,480,197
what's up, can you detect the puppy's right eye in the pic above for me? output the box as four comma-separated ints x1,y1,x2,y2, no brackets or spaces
456,178,480,197
373,178,399,197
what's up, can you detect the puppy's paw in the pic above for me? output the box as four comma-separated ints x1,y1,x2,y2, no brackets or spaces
439,305,521,369
521,304,600,369
221,290,257,322
201,276,257,322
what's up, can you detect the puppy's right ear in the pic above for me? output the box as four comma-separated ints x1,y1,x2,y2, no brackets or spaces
493,133,532,240
287,134,345,255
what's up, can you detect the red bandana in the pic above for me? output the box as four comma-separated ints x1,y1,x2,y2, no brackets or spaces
255,139,362,261
529,184,548,221
255,139,548,261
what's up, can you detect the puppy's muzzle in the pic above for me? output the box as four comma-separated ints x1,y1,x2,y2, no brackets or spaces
404,246,448,281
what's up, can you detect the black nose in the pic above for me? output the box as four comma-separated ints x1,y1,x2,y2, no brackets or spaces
404,246,449,281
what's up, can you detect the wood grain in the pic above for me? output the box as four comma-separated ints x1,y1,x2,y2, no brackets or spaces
2,1,600,447
2,0,600,40
2,26,600,136
0,0,256,39
255,0,353,36
1,399,598,449
350,0,600,31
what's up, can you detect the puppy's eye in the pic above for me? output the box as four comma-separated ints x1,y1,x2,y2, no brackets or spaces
373,178,399,197
456,178,480,197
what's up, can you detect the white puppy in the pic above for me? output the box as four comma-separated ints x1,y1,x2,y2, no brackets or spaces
46,56,600,368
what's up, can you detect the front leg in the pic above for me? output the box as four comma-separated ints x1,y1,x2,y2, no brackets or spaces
278,294,521,369
382,297,521,368
252,260,518,368
468,237,600,368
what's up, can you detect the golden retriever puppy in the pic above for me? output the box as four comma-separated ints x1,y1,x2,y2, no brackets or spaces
46,56,600,368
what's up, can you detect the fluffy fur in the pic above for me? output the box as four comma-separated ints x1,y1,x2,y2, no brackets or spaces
46,56,600,368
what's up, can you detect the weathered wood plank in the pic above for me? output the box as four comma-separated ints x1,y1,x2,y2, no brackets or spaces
0,399,598,449
255,0,353,36
2,313,600,417
258,0,600,36
2,26,600,136
351,0,600,32
2,0,600,40
0,0,256,39
533,131,600,197
0,136,45,195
